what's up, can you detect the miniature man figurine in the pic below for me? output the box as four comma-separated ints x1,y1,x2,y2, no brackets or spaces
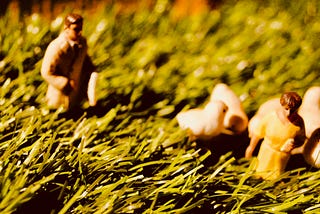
245,92,306,180
41,13,98,110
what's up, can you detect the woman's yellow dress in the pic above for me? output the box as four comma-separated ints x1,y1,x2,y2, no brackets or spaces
254,111,301,180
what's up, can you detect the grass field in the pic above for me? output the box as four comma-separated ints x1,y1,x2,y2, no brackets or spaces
1,0,320,213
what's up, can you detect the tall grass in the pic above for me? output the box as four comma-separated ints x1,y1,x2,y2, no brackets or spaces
1,0,320,213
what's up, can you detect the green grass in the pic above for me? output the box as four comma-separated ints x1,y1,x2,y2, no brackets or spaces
1,0,320,213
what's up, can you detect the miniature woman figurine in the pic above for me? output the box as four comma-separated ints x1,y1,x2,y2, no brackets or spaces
246,92,306,180
41,13,98,110
246,97,281,158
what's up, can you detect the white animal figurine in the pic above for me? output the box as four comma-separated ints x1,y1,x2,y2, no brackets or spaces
302,129,320,168
295,86,320,168
87,72,98,107
210,83,248,134
176,100,228,140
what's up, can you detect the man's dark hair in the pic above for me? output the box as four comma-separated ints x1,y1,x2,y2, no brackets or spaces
64,13,83,27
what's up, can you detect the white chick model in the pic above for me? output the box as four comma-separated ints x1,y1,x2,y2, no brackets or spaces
176,100,228,140
297,86,320,168
210,83,248,134
87,72,98,107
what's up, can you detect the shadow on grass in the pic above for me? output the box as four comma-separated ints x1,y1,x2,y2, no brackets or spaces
196,131,250,167
195,130,310,171
57,86,168,120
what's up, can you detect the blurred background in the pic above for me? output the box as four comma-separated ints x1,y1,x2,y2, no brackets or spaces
1,0,223,19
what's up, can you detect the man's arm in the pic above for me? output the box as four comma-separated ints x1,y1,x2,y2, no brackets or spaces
41,42,70,92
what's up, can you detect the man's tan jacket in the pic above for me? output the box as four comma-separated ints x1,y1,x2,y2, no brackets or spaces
41,32,96,109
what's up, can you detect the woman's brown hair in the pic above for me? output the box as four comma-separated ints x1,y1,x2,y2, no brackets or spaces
280,92,302,111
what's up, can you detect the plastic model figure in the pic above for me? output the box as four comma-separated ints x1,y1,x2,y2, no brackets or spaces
41,13,98,110
293,86,320,168
176,100,228,141
246,92,306,180
210,83,248,134
246,97,281,158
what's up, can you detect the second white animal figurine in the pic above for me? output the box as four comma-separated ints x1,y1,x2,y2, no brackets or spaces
176,100,228,140
210,83,248,134
295,86,320,168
